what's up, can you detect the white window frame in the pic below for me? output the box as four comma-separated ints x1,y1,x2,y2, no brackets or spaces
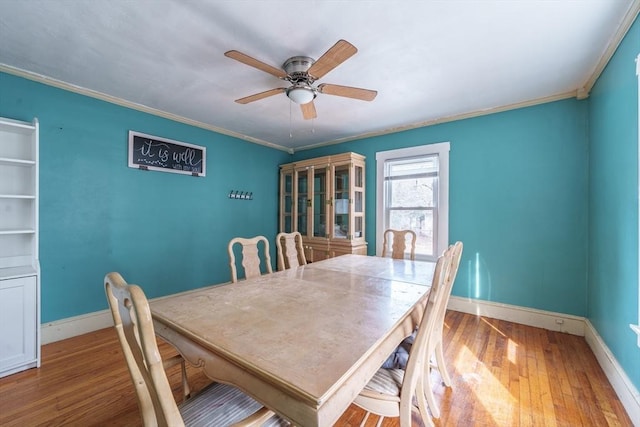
376,142,450,261
633,53,640,347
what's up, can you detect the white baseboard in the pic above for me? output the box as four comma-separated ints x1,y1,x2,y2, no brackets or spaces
447,296,639,425
40,284,220,344
41,309,112,345
584,320,640,426
447,296,585,335
41,295,640,424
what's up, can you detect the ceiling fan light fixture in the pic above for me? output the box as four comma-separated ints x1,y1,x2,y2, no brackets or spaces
286,85,316,105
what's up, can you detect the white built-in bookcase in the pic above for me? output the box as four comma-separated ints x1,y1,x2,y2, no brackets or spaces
0,116,40,377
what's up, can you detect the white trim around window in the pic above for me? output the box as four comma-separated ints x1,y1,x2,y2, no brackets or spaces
376,142,450,261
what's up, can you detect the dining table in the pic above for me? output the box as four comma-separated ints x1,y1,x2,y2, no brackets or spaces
150,254,436,427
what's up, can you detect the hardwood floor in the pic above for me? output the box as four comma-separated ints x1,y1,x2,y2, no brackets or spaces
0,310,632,426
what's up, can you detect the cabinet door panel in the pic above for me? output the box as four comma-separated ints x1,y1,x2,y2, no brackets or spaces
296,169,309,236
0,276,37,375
313,167,328,237
280,171,293,233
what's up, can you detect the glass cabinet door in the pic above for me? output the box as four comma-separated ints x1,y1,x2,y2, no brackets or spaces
296,168,309,237
280,170,293,233
313,167,328,238
353,163,364,240
333,164,350,240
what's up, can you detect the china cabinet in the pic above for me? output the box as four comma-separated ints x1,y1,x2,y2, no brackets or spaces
0,116,40,377
279,152,366,262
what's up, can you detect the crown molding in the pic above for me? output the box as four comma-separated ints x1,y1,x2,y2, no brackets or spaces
576,0,640,99
0,64,294,154
294,90,577,152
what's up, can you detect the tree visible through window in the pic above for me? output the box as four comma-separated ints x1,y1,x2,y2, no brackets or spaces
376,143,449,262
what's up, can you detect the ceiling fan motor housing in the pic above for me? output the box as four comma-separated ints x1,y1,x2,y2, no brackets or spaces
283,56,316,84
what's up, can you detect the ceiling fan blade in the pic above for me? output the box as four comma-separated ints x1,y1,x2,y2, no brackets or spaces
300,101,317,120
225,50,287,79
235,88,286,104
307,40,357,80
318,83,377,101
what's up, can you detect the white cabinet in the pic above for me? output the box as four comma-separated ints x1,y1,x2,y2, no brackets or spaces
0,117,40,377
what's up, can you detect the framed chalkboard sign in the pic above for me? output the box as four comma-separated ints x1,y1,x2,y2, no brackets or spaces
128,131,206,176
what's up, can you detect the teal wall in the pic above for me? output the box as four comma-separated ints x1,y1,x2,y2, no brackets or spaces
0,72,290,323
588,17,639,390
297,99,589,317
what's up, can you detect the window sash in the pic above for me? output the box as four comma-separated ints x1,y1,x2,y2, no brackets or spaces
376,142,449,262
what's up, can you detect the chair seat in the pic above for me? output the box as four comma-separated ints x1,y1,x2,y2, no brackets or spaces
363,368,405,397
180,382,259,426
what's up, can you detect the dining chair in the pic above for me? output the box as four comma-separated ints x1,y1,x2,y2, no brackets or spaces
377,242,463,420
104,272,286,427
381,229,417,260
431,241,463,391
228,235,273,283
275,231,307,271
353,253,451,427
105,272,191,401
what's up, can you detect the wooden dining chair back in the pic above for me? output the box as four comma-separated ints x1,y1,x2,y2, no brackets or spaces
275,231,307,271
104,272,282,427
426,241,463,413
353,253,451,427
228,235,273,283
379,242,464,420
381,229,417,260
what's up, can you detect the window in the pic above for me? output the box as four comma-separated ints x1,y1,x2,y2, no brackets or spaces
376,142,449,261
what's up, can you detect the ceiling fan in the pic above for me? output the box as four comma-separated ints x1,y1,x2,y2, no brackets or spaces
224,40,377,120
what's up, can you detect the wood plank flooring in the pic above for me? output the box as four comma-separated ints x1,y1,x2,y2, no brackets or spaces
0,310,632,426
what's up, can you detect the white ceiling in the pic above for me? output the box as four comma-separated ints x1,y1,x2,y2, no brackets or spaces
0,1,637,152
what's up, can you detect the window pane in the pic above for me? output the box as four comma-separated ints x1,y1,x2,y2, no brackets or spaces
314,169,327,237
297,172,308,235
283,194,292,214
284,173,292,193
389,176,436,207
354,217,363,238
334,165,349,201
389,209,434,256
355,191,363,212
334,214,348,239
297,211,307,235
355,165,363,187
388,156,437,177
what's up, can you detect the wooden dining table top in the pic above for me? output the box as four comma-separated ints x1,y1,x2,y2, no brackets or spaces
150,254,436,426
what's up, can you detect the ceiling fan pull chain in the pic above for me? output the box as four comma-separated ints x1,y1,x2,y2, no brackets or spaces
289,100,293,138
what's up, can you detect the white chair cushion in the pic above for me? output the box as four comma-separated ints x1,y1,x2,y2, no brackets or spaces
364,368,405,396
180,382,287,426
